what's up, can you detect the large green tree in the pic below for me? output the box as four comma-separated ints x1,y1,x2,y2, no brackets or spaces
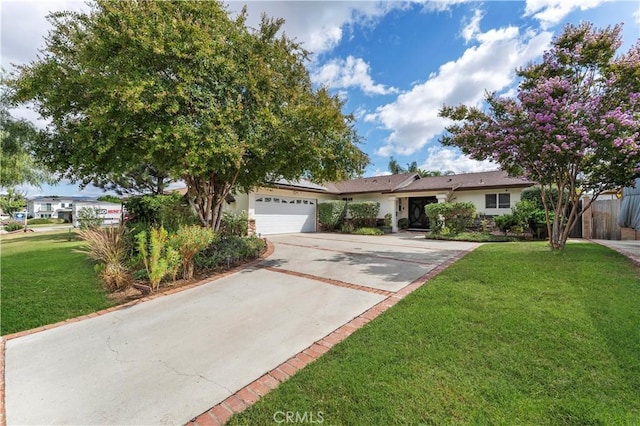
0,84,52,190
90,163,173,196
11,1,367,229
440,23,639,249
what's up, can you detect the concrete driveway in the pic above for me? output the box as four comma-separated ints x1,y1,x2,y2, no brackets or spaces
3,233,477,425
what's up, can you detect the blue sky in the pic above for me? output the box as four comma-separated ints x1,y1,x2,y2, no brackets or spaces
2,0,639,197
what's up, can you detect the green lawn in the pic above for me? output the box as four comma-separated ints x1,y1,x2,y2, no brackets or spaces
1,231,114,335
230,242,640,425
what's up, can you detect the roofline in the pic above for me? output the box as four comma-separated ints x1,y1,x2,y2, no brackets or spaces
269,183,333,194
391,182,534,194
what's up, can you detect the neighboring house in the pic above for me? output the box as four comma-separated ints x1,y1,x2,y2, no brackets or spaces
224,170,534,235
28,196,91,220
27,196,123,227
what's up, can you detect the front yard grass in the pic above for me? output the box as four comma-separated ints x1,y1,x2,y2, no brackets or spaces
230,242,640,425
1,231,114,335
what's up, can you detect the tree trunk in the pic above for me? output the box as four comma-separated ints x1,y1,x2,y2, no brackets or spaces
183,171,239,231
182,261,194,281
550,215,564,250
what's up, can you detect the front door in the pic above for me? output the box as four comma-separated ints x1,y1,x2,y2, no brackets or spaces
408,197,437,229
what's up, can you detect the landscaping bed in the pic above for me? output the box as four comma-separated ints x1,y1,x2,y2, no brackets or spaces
425,231,522,242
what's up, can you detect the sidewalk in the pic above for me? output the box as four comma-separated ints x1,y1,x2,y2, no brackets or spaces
591,239,640,266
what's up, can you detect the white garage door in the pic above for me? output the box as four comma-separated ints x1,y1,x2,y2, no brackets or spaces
255,195,316,235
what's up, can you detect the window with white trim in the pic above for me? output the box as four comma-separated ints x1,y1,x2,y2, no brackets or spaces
485,193,510,209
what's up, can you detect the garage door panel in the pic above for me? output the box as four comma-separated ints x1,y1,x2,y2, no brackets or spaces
255,195,316,235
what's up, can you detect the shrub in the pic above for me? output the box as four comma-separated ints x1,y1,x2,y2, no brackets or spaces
135,226,180,290
450,202,476,233
77,226,131,292
426,231,518,242
28,217,66,225
170,225,216,280
340,221,355,234
383,213,392,228
194,235,266,271
529,209,551,239
494,214,520,235
352,227,384,236
397,217,409,230
318,201,347,231
124,193,196,231
4,221,23,232
425,202,476,234
77,207,104,229
521,186,570,211
512,199,552,239
348,202,380,228
219,211,248,237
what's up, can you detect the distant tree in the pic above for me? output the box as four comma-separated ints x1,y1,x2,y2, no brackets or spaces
388,158,454,177
0,83,52,190
388,157,405,174
417,170,457,177
10,1,367,230
406,161,419,173
90,164,173,196
96,195,122,204
0,188,26,215
440,23,639,250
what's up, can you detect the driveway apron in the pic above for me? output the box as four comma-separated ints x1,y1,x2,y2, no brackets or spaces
4,233,476,425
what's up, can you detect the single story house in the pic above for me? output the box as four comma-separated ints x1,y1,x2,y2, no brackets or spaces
27,196,123,226
224,170,534,235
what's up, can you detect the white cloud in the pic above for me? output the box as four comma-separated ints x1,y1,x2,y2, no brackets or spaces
460,9,519,45
524,0,614,29
634,5,640,24
368,27,552,157
461,9,483,43
476,26,520,43
230,1,401,56
372,169,393,177
311,56,398,96
420,0,473,13
420,146,497,174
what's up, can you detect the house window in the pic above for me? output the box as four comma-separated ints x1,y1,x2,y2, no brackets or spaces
485,193,511,209
499,193,510,208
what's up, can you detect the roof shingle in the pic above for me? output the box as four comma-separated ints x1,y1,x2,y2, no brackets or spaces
329,172,419,194
395,170,533,193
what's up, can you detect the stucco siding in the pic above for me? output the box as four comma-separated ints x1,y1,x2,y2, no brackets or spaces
452,188,524,216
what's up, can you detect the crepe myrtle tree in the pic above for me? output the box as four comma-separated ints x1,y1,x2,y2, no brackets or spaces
440,23,639,250
10,0,367,230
